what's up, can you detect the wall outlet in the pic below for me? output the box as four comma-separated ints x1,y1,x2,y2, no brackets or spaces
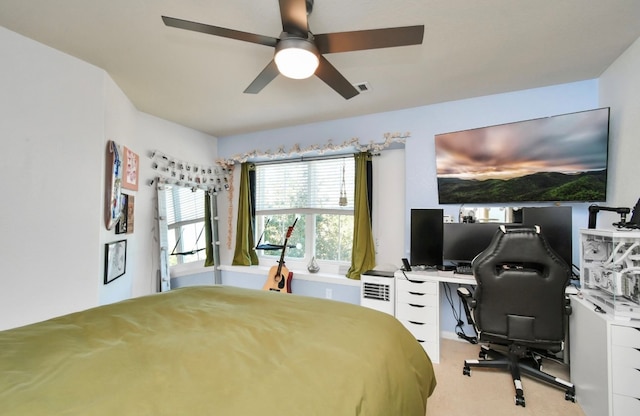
325,288,332,299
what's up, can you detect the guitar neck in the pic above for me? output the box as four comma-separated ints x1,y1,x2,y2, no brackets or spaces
274,223,295,275
274,238,289,275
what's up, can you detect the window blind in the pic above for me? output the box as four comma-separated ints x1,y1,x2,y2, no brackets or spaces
255,157,355,211
165,186,205,225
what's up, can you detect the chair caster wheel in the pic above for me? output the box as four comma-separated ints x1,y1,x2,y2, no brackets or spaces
515,396,525,407
463,366,471,376
565,391,576,402
478,351,488,359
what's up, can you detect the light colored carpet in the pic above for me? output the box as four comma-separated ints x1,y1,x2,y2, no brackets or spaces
426,338,586,416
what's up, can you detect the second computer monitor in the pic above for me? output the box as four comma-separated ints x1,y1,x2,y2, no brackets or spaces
410,208,444,267
442,223,502,266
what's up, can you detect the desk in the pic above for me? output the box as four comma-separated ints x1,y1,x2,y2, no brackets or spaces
394,270,477,363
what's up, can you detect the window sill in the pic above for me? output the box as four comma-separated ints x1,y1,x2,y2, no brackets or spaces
217,264,361,287
170,261,212,278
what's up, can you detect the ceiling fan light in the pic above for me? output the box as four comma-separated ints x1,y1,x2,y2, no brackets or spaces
274,39,319,80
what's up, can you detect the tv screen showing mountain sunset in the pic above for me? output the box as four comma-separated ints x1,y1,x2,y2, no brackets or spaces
435,108,610,204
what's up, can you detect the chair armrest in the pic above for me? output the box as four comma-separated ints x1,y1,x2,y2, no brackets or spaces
457,287,474,304
564,296,572,316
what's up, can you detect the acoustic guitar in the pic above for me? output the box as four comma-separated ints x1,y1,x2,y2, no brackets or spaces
262,218,297,293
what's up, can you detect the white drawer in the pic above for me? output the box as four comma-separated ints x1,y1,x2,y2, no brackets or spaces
613,393,640,416
612,325,640,348
397,289,437,306
399,319,438,342
612,345,640,373
419,339,438,360
397,278,438,296
611,347,640,398
395,302,437,324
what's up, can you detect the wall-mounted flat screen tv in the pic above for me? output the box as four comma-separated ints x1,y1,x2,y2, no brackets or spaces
435,107,610,204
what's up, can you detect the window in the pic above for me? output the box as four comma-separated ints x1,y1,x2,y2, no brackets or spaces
255,157,355,264
162,185,207,266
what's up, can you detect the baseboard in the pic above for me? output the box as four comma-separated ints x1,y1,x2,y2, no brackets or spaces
441,330,468,342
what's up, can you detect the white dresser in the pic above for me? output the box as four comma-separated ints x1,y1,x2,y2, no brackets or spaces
569,296,640,416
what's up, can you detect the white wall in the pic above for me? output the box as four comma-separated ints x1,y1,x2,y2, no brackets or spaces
371,148,405,267
98,79,219,305
599,36,640,224
0,27,217,330
0,27,104,328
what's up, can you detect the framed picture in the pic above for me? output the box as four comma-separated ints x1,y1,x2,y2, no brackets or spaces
122,146,139,191
104,239,127,284
126,195,135,233
115,194,128,234
105,140,123,230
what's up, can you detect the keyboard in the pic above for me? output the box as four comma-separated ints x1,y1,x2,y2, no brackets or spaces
455,265,473,275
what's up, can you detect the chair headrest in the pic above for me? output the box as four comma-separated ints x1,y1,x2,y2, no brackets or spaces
472,226,569,271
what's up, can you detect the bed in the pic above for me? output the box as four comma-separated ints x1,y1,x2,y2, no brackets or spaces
0,285,436,415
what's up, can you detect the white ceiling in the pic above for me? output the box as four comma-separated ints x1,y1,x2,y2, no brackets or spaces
1,0,639,138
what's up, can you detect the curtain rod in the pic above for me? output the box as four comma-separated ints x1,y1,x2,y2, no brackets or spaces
216,132,408,167
254,152,360,166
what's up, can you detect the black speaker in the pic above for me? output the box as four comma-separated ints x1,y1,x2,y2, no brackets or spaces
410,209,444,267
522,206,573,267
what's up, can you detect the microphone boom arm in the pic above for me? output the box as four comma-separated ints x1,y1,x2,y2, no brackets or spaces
588,204,631,229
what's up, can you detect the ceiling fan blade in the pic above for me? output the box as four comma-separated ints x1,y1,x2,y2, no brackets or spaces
162,16,278,47
279,0,309,36
315,55,359,100
244,60,280,94
314,25,424,54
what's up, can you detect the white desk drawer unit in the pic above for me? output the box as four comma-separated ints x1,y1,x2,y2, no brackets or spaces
570,297,640,416
611,326,640,415
613,394,640,416
395,302,437,324
393,270,477,364
396,278,438,300
395,275,440,362
398,319,438,343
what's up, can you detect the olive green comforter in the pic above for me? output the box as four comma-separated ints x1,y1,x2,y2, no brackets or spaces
0,286,436,415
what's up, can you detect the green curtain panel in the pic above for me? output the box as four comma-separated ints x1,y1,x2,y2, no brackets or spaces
347,153,376,279
204,192,214,267
232,163,259,266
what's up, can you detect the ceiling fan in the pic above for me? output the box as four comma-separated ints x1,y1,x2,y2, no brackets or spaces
162,0,424,99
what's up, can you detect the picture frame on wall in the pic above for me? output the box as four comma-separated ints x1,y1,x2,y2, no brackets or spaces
105,140,123,230
126,195,135,234
115,194,128,234
122,146,139,191
104,239,127,284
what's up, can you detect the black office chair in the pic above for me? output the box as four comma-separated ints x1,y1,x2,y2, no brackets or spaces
457,225,576,407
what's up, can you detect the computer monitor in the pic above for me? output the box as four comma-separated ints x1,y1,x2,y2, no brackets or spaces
410,209,444,267
443,206,573,268
521,206,573,267
442,223,502,266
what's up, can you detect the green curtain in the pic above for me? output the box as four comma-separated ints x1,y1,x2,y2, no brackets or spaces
346,152,376,279
232,163,259,265
204,191,214,267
